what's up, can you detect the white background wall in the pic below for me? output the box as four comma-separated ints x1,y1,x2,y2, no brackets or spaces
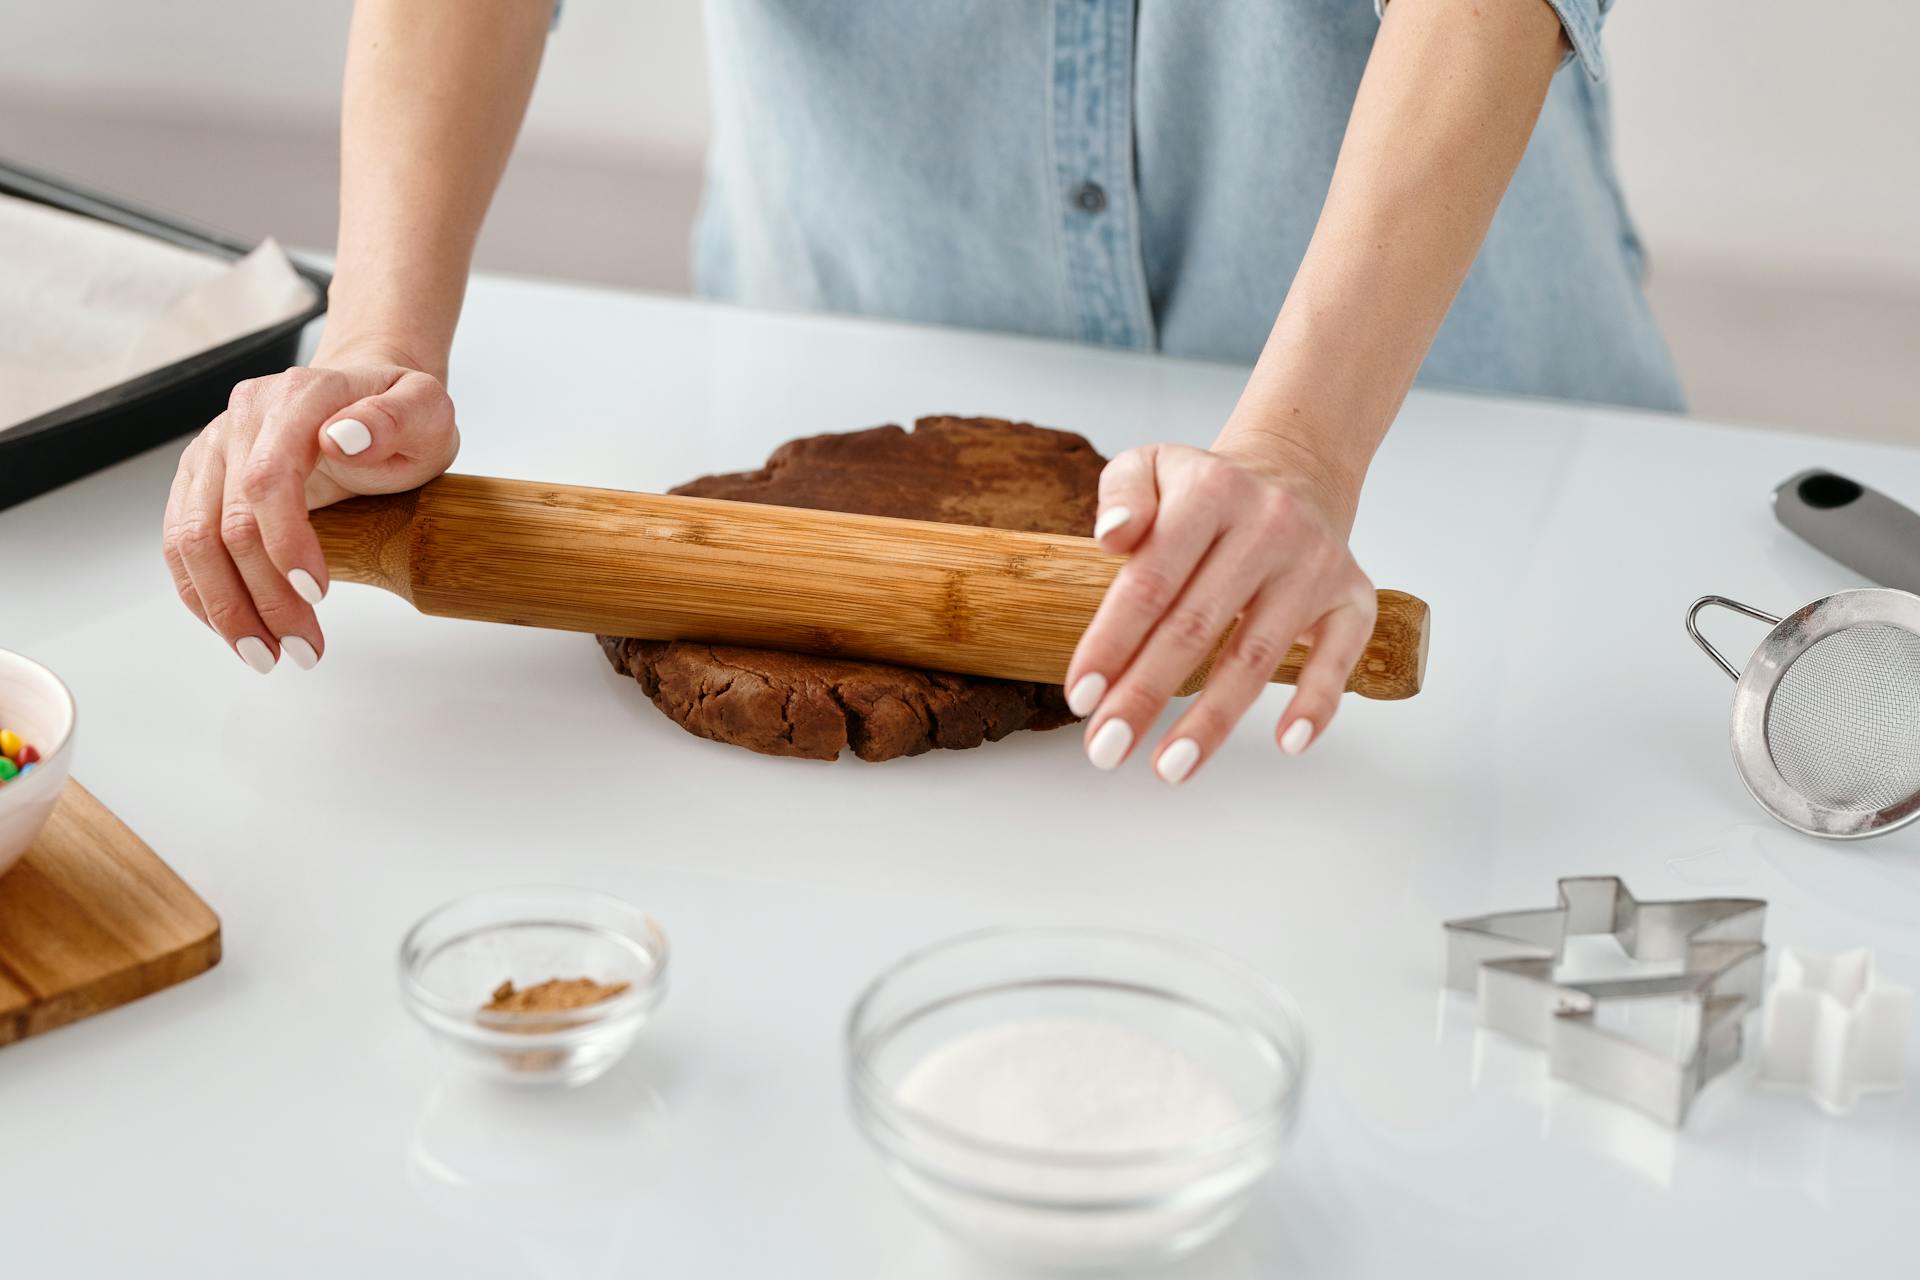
1611,2,1920,286
4,1,1915,440
4,1,710,162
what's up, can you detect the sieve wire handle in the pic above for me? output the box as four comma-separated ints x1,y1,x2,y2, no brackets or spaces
1687,595,1782,681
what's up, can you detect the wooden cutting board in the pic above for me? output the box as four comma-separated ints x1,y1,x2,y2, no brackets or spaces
0,780,220,1046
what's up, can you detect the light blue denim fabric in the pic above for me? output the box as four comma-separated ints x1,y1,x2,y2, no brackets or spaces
685,0,1684,411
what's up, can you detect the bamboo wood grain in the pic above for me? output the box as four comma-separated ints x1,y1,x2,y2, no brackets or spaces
311,474,1430,700
0,781,221,1047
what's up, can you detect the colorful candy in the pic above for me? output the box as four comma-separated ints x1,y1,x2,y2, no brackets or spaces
0,727,39,788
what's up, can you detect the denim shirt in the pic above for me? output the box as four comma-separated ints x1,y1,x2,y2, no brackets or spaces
681,0,1684,412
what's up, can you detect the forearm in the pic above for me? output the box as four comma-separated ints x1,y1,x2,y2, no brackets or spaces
1217,0,1564,526
316,0,553,378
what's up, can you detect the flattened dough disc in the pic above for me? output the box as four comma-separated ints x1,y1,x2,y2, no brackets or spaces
598,416,1107,761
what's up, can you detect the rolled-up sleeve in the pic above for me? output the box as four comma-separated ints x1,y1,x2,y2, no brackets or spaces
1373,0,1613,82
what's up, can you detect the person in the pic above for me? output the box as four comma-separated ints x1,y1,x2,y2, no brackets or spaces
160,0,1681,784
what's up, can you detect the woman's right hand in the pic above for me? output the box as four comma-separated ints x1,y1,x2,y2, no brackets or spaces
161,352,460,672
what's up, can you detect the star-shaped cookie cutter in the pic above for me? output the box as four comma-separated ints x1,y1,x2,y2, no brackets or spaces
1444,876,1767,1125
1761,946,1912,1115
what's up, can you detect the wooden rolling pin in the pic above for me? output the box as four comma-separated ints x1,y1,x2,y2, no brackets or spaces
310,474,1430,699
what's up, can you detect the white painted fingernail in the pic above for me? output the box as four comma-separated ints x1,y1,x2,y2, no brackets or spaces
280,636,319,670
1093,506,1133,540
1087,718,1133,770
1156,737,1201,785
325,418,372,456
288,568,325,604
236,636,277,674
1280,719,1314,755
1066,673,1108,718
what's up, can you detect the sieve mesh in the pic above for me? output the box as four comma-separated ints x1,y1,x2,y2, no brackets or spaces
1765,623,1920,815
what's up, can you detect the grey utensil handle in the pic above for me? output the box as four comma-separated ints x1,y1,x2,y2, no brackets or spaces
1773,469,1920,594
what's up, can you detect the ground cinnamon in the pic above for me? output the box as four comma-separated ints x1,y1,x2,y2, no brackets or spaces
484,976,631,1014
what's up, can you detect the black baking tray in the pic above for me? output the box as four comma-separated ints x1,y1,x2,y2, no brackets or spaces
0,160,331,511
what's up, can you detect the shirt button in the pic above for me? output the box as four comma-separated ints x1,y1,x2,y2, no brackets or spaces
1072,181,1107,214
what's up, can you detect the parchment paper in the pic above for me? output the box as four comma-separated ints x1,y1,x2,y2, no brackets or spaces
0,193,318,433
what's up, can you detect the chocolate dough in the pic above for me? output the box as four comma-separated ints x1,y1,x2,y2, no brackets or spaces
598,416,1107,761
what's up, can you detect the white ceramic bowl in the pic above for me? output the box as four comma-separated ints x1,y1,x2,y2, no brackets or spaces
0,649,77,879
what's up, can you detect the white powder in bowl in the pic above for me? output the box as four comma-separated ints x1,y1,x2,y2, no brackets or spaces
894,1017,1244,1153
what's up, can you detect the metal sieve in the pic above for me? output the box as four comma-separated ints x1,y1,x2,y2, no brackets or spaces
1687,588,1920,840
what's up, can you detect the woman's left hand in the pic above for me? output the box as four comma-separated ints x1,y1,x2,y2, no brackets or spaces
1062,436,1377,784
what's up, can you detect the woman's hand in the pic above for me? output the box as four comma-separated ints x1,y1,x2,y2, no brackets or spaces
160,348,459,672
1055,0,1566,777
1063,437,1376,783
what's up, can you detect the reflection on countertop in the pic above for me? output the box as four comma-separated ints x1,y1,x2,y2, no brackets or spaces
408,1050,672,1276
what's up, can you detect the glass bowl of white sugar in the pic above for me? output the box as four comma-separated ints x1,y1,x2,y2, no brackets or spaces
846,927,1306,1270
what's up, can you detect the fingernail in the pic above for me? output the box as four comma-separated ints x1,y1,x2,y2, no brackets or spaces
1066,673,1108,717
236,636,277,674
326,418,372,456
288,568,325,604
280,636,319,670
1087,718,1133,770
1280,719,1314,755
1155,737,1201,785
1093,506,1133,540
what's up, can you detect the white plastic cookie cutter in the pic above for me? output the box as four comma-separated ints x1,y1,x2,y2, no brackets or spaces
1761,947,1912,1115
1444,876,1767,1126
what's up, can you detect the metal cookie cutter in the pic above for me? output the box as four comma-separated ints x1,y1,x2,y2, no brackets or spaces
1444,877,1767,1125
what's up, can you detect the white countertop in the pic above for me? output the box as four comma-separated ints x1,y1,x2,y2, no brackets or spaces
2,276,1916,1277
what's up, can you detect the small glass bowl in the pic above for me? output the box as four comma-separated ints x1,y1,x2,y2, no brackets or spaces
847,927,1307,1271
399,885,669,1087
